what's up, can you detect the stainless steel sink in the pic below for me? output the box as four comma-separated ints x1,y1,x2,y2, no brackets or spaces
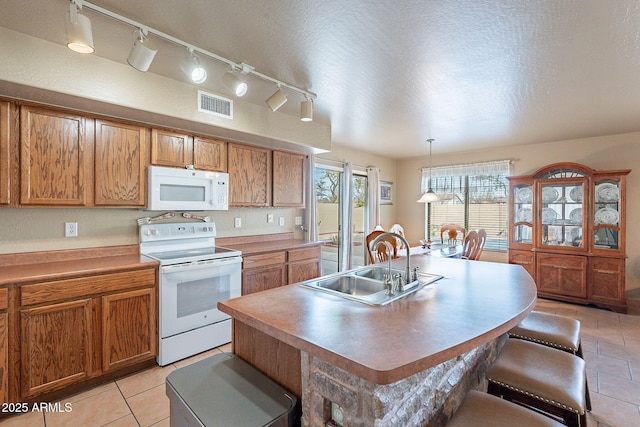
300,266,443,306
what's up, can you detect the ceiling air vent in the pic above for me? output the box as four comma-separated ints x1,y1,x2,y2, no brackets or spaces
197,90,233,119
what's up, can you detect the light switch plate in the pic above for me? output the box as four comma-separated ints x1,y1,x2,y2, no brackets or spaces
279,217,285,226
267,214,274,223
295,216,302,225
234,217,242,228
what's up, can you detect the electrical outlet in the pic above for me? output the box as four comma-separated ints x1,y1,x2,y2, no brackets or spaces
279,217,285,226
295,216,302,225
234,217,242,228
267,214,274,223
65,222,78,237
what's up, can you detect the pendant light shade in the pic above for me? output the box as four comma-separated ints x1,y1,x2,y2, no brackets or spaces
65,3,94,54
417,138,440,203
127,29,157,72
300,99,313,122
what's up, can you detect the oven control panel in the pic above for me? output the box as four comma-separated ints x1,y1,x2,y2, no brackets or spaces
139,222,217,242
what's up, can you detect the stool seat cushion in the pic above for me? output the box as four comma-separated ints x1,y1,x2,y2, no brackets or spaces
486,339,586,415
509,311,580,353
447,391,564,427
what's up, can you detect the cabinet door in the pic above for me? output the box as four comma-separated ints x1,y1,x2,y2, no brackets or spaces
508,250,535,279
102,288,156,372
536,253,587,298
193,137,227,171
21,299,93,398
20,106,91,206
0,313,6,404
0,101,10,205
589,257,625,306
288,259,320,284
95,120,147,206
228,143,271,207
151,129,193,168
273,151,305,207
242,265,287,295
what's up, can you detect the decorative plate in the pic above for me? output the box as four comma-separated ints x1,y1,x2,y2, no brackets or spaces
516,187,532,203
541,208,557,224
541,187,559,204
596,183,619,203
569,208,582,225
516,207,533,223
595,207,619,225
569,186,583,203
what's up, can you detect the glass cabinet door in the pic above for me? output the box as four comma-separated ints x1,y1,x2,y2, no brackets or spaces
512,183,533,244
539,181,584,248
593,179,621,250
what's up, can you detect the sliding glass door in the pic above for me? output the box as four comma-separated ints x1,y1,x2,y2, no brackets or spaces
315,163,368,275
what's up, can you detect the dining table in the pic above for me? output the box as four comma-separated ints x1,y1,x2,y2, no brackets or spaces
398,243,463,258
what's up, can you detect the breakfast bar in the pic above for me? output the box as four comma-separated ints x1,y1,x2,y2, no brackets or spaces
218,255,537,426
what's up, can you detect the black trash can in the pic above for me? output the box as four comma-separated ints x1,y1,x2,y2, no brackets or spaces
166,353,298,427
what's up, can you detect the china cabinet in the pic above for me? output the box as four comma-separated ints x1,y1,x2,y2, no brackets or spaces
508,162,630,312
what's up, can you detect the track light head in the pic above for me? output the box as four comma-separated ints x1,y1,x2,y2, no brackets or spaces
265,87,288,112
223,70,248,97
180,49,207,84
300,98,313,122
127,29,157,72
65,1,94,54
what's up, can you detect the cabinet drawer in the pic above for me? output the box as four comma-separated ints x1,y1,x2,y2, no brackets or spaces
288,246,321,262
243,252,286,270
21,269,157,306
0,287,7,311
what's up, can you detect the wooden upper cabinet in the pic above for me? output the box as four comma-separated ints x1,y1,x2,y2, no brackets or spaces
228,143,271,207
273,150,306,207
0,101,11,205
150,129,193,168
95,120,147,206
20,106,91,206
193,136,227,171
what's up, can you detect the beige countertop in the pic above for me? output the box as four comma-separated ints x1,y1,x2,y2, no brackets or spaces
219,255,537,384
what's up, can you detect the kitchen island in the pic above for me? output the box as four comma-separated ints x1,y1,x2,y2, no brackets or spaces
218,255,537,426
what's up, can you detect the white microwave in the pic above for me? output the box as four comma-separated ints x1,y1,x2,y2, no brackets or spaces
147,166,229,211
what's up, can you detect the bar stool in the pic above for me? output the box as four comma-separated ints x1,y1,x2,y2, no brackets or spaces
447,390,564,427
485,339,587,427
509,311,591,411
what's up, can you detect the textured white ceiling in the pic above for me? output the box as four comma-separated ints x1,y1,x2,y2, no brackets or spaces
2,0,640,158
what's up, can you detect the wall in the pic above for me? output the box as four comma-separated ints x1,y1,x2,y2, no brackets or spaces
395,132,640,293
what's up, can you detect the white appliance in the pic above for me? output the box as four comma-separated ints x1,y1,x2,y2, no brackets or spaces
148,165,229,211
139,222,242,366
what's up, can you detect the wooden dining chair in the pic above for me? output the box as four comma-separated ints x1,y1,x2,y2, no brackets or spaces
365,230,398,264
460,229,487,260
440,224,466,245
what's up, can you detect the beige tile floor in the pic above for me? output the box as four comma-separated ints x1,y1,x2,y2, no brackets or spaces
0,299,639,427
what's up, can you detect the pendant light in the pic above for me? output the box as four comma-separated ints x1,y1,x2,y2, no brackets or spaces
417,139,440,203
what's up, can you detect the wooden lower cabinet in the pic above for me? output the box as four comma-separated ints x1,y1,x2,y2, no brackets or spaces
536,253,587,298
287,246,321,284
102,288,156,372
508,250,535,279
16,268,157,401
589,257,626,310
21,299,93,398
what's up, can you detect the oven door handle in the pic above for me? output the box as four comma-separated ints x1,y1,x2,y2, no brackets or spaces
160,256,242,273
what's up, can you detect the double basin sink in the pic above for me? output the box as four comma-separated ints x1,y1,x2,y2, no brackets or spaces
300,265,443,306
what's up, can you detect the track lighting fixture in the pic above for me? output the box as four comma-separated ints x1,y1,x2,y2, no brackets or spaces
127,29,157,72
60,1,317,107
223,70,248,97
417,139,440,203
65,0,94,54
300,98,313,122
181,49,207,84
265,86,288,112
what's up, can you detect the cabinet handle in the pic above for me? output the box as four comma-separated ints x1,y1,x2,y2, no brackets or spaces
554,265,568,270
594,269,615,275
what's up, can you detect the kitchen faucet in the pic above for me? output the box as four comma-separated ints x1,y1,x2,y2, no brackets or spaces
372,240,396,295
370,232,412,291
